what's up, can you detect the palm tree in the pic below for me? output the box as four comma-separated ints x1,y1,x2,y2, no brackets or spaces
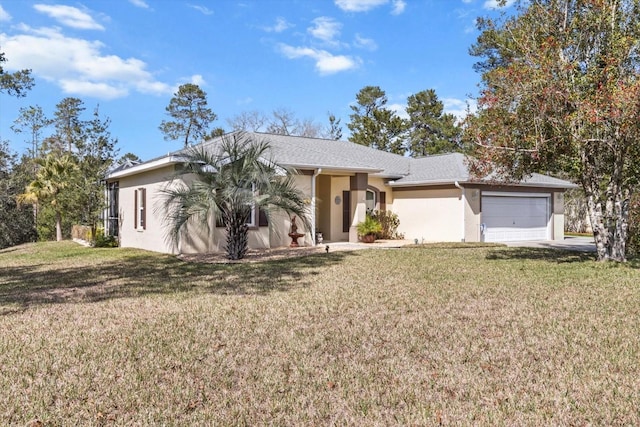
161,133,310,260
19,154,78,241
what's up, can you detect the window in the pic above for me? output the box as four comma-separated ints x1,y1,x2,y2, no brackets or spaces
247,183,257,227
134,188,146,230
215,184,268,229
107,181,119,237
365,189,376,214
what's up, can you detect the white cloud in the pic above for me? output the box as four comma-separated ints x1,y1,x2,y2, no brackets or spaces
443,97,477,121
188,74,206,86
308,17,342,44
263,17,293,33
335,0,388,12
278,44,360,75
128,0,149,8
236,97,253,105
354,33,377,51
188,4,214,15
391,0,406,15
59,79,128,99
335,0,404,14
483,0,516,9
0,5,11,21
0,25,173,99
388,103,408,119
33,4,104,30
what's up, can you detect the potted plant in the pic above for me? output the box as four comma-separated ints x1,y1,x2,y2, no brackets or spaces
356,215,382,243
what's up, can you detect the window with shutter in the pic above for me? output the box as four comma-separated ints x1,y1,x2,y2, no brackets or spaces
134,188,146,230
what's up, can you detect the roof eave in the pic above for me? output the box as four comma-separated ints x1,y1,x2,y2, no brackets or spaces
106,155,182,179
281,162,383,174
389,179,577,189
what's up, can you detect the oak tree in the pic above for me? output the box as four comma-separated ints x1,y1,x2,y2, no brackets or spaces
465,0,640,262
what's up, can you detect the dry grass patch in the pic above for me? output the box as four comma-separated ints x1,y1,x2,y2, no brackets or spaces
1,241,640,425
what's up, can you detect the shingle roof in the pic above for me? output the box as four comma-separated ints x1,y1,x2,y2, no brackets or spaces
391,152,577,188
196,132,410,177
109,132,576,189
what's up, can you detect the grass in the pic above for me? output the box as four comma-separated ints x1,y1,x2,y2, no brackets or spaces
1,241,640,425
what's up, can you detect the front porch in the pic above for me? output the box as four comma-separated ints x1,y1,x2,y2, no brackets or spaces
311,171,388,245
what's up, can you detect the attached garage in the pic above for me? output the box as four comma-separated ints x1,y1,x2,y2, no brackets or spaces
481,192,551,242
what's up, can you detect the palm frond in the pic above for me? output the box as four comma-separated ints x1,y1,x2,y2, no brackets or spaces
159,132,311,259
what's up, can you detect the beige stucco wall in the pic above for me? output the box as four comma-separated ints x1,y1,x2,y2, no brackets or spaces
552,191,565,241
268,173,313,248
393,187,464,242
317,175,333,240
463,187,482,242
116,165,178,254
320,176,349,242
114,168,314,254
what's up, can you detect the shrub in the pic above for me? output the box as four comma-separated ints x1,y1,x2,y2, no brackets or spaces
370,210,401,239
71,225,93,242
93,227,118,248
356,215,382,237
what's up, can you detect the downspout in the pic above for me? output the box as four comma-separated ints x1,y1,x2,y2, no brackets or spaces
311,168,322,245
454,181,465,242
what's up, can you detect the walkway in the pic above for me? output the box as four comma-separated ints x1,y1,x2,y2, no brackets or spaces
323,236,597,253
502,236,596,252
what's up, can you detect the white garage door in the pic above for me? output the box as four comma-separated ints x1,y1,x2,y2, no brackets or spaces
482,194,550,242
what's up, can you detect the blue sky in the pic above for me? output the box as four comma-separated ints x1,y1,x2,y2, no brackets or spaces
0,0,514,161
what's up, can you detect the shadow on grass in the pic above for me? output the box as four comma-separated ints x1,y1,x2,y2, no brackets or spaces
486,246,597,263
0,249,356,312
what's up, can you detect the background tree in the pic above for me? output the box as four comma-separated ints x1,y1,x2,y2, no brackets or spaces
0,50,36,248
159,83,217,147
162,133,310,260
406,89,461,156
266,108,301,136
0,141,37,248
325,112,343,140
51,97,85,153
465,0,640,262
118,152,142,165
0,50,34,97
11,105,52,158
205,127,226,139
348,86,406,154
227,110,268,132
75,106,118,235
20,154,78,242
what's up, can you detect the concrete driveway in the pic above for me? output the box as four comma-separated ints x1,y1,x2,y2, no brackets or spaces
502,236,596,252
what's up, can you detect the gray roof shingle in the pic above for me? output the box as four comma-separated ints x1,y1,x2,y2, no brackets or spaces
112,132,576,189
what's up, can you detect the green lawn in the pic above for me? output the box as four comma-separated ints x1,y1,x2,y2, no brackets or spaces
1,241,639,425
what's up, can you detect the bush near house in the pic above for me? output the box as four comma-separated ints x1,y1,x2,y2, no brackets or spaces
370,209,401,239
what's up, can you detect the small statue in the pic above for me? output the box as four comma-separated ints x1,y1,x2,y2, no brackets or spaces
290,216,298,234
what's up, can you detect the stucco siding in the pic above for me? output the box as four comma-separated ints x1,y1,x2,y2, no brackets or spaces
463,187,482,242
116,165,177,254
552,191,565,241
328,176,350,242
394,187,464,242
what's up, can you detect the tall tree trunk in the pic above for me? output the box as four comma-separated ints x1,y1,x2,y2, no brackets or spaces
585,186,629,262
55,209,63,242
225,210,249,260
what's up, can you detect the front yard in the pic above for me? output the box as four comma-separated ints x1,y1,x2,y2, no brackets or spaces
1,242,639,425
